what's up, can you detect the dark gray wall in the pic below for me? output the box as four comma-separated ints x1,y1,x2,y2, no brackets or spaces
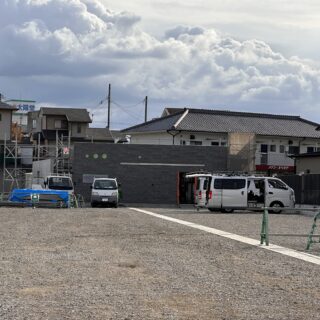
280,174,320,205
73,143,228,204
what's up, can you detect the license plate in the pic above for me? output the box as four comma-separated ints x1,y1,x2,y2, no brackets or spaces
102,198,109,202
248,202,257,207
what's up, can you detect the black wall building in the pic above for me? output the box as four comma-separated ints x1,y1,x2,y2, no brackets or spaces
73,143,229,205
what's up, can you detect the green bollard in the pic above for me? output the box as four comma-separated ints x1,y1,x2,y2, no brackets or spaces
260,207,269,246
306,211,320,250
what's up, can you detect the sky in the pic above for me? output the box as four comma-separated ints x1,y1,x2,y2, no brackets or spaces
1,0,320,129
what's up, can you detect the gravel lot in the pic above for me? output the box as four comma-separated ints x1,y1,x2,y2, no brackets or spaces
0,206,320,320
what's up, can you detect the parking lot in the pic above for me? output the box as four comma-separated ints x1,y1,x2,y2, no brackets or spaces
1,206,320,319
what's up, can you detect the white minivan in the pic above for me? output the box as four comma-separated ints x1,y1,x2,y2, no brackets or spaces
205,175,295,213
185,173,211,208
91,178,119,208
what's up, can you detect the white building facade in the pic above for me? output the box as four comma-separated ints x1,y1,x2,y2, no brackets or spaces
122,108,320,174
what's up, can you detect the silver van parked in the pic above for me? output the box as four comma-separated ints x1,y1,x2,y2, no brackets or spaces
205,175,295,213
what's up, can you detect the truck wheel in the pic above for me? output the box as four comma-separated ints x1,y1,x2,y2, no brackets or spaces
269,201,283,214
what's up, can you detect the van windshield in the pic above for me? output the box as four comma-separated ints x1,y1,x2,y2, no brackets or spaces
48,177,73,190
94,180,117,190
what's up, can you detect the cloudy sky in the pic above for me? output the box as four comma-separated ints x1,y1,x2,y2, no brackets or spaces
1,0,320,128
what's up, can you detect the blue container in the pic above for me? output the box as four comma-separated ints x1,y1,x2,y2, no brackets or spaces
9,189,69,206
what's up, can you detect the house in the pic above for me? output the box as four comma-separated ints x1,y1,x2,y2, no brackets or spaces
292,152,320,174
86,128,114,143
28,107,92,146
6,99,36,133
121,108,320,174
0,95,18,141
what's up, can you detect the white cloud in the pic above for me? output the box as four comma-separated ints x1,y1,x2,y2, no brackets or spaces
1,0,320,128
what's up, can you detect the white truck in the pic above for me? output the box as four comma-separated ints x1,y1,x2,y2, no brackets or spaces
90,177,119,208
25,159,74,194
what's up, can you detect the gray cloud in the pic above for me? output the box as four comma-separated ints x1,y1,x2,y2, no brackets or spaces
1,0,320,128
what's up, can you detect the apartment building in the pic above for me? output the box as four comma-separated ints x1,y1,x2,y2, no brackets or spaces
121,108,320,173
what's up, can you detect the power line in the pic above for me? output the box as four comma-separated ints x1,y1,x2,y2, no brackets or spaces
111,98,145,109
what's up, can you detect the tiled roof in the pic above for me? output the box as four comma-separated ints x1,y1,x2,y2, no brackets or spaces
41,107,92,123
161,107,184,117
122,108,320,138
86,128,114,142
122,112,183,133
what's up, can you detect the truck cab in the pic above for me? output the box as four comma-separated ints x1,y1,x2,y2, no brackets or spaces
44,175,74,195
91,178,119,208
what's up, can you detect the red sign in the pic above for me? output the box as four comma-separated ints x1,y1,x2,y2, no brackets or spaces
256,165,295,172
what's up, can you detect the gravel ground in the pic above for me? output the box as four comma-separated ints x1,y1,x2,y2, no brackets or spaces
0,206,320,320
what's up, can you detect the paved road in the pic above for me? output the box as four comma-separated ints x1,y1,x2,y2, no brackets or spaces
0,207,319,319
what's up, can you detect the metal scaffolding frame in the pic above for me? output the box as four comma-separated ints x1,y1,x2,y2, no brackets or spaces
1,131,72,193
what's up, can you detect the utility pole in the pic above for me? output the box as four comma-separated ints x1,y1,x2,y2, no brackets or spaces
144,96,148,123
107,83,111,128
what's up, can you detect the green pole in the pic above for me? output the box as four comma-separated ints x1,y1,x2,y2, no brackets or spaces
306,211,320,250
260,207,269,246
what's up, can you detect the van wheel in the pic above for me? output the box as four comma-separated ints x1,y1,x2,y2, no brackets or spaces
221,208,234,213
269,201,283,214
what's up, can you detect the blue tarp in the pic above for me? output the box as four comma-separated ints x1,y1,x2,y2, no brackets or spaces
9,189,69,206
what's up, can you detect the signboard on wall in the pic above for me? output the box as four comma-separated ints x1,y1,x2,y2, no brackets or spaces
256,165,295,172
6,99,36,113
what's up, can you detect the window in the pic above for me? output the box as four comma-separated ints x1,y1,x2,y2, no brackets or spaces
190,141,202,146
270,145,276,152
211,141,219,146
32,119,37,129
94,180,117,190
260,144,268,153
48,177,73,190
180,140,186,145
268,179,288,190
77,124,81,134
54,120,61,129
307,147,315,153
221,141,227,146
279,145,285,153
288,146,299,155
214,178,246,190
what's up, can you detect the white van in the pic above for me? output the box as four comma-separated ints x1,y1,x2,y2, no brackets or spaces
205,175,295,213
185,173,211,208
91,178,119,208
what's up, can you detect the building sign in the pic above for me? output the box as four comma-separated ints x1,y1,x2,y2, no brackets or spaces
63,147,70,155
256,165,295,172
6,99,36,113
16,103,36,112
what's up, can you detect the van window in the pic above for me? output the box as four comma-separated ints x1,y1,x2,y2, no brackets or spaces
268,179,288,190
196,178,209,190
48,177,73,190
94,180,117,190
214,178,246,190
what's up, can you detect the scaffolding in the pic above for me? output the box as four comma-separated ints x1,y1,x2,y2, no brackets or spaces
1,132,72,193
